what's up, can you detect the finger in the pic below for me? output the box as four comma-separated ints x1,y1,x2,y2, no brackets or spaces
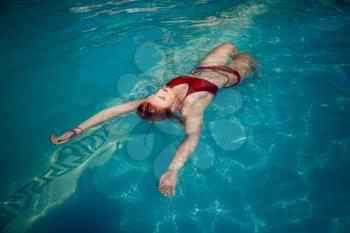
168,186,173,196
162,186,168,196
60,134,71,141
165,186,171,196
57,133,74,143
161,186,167,196
161,188,167,196
51,135,62,144
62,131,72,137
159,185,167,195
53,138,65,145
50,135,57,143
171,186,176,196
59,131,74,140
159,186,165,194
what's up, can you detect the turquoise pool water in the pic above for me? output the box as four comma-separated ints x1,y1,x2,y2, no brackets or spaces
1,0,350,232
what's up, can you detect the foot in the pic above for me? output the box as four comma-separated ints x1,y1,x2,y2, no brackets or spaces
231,53,259,77
158,169,178,197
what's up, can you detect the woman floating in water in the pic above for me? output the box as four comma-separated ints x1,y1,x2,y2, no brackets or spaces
51,42,258,197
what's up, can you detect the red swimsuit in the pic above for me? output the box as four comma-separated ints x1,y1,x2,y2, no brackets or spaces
166,75,219,96
166,66,241,97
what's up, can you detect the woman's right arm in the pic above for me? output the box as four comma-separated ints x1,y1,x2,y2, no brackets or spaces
50,99,144,144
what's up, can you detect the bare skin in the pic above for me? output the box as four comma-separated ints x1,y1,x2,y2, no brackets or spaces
50,42,258,197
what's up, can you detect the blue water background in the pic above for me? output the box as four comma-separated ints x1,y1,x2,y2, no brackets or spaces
1,0,350,233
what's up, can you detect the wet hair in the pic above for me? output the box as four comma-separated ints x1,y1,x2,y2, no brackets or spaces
137,101,184,125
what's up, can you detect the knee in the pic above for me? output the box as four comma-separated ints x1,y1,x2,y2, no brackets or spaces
221,42,235,49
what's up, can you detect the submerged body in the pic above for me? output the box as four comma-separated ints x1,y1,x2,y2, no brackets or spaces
51,42,258,197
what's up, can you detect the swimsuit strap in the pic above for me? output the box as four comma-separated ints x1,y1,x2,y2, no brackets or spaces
193,66,241,86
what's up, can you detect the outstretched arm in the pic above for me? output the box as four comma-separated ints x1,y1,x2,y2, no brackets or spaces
51,99,144,144
168,114,203,171
158,110,203,196
76,99,144,132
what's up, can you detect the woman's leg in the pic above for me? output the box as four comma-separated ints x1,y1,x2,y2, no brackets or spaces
228,53,259,79
198,42,238,67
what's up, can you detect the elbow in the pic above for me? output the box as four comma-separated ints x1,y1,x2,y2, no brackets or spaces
221,42,234,49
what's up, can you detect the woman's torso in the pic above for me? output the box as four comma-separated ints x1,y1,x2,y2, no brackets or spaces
171,66,238,115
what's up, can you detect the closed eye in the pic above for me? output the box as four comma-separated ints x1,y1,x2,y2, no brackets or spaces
158,96,166,101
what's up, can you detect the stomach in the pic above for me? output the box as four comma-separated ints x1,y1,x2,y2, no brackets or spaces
191,69,230,88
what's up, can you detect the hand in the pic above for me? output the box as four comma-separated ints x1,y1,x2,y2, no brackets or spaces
158,169,178,197
50,130,76,144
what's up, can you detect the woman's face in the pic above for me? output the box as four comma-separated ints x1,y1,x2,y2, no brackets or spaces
147,87,175,109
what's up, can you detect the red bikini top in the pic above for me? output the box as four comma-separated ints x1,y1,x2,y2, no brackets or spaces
165,66,241,97
166,76,218,97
